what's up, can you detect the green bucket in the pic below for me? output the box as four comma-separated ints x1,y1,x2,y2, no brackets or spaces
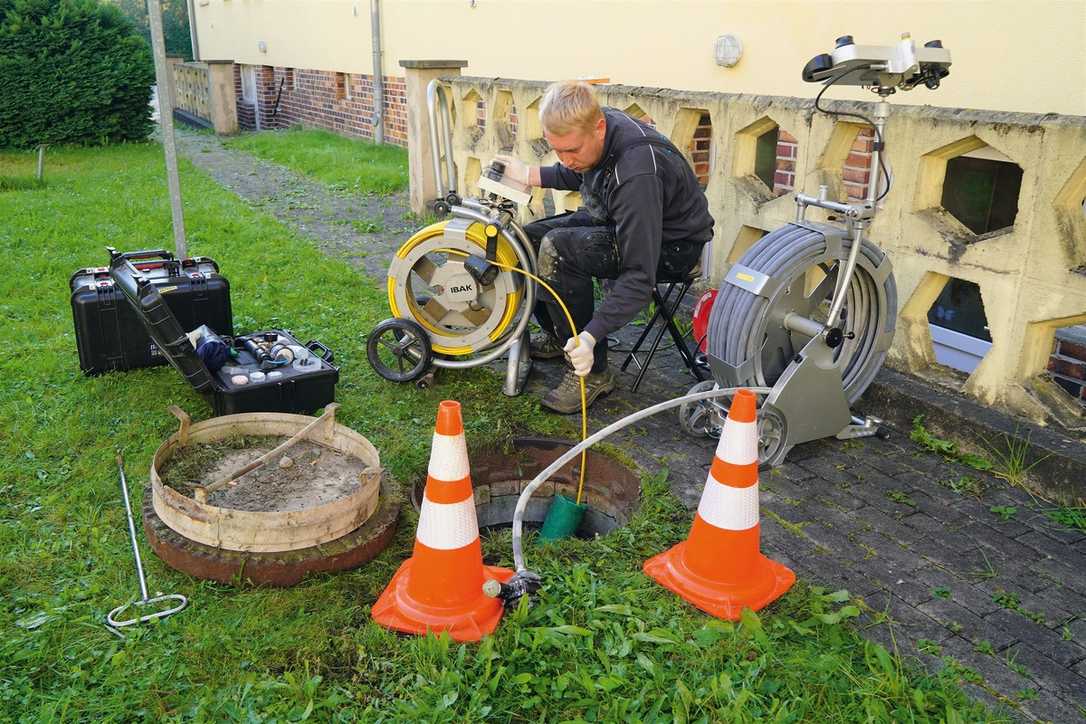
539,493,587,541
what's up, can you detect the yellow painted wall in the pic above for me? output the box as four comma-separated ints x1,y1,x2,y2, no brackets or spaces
194,0,1086,117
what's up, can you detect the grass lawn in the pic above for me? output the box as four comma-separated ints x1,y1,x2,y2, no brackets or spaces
0,142,998,721
223,127,409,195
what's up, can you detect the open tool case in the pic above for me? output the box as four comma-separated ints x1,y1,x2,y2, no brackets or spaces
70,248,232,375
108,249,338,416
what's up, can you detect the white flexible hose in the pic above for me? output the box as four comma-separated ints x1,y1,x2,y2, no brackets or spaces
511,386,772,572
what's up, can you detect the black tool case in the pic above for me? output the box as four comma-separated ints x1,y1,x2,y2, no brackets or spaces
108,251,338,416
70,248,232,375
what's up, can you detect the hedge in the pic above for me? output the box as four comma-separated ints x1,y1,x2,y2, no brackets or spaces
0,0,155,148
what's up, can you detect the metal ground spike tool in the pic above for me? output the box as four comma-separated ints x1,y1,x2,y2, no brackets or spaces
106,453,187,634
684,34,952,466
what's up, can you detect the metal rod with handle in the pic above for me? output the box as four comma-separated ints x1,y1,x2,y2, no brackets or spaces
106,453,187,632
146,0,188,258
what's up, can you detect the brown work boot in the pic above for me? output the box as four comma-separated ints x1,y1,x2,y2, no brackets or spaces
530,333,565,360
541,368,616,414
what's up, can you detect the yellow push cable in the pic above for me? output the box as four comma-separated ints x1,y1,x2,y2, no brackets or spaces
433,247,589,504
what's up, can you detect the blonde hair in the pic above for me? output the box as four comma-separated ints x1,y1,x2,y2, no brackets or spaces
539,81,603,135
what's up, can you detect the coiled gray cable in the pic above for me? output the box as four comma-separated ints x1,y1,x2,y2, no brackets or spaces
707,223,897,403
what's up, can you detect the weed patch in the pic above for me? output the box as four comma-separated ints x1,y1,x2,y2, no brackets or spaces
1041,506,1086,531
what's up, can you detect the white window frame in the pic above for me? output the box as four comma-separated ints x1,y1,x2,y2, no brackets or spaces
344,73,352,100
241,65,256,103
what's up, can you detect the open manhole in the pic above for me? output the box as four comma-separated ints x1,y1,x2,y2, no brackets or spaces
412,437,641,538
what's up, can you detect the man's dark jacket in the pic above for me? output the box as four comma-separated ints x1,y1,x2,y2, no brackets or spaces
538,107,715,341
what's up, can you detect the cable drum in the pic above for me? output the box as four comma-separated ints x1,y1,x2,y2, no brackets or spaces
707,223,897,405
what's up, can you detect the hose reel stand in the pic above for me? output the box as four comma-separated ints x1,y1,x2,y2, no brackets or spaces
682,33,951,466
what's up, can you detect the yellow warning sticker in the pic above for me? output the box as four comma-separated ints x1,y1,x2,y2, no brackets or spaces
160,286,177,294
736,273,755,283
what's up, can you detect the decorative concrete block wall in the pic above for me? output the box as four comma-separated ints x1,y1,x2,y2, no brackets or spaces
419,75,1086,422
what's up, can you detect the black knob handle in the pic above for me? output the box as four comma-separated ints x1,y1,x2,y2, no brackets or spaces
924,39,943,48
835,35,854,48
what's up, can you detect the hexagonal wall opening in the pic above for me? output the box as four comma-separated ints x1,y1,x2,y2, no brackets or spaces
685,112,713,190
492,90,516,152
623,103,656,128
942,148,1023,235
1046,323,1086,411
1054,156,1086,273
461,89,485,145
734,117,799,200
917,137,1024,241
926,276,992,374
728,225,768,264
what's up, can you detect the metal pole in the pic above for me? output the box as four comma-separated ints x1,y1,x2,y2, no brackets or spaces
370,0,385,144
146,0,189,258
185,0,200,61
35,145,45,182
116,455,150,602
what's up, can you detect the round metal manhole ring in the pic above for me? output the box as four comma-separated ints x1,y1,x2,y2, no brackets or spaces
143,476,402,587
412,437,641,539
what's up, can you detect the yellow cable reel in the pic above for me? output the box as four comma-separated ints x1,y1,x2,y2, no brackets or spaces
386,220,524,356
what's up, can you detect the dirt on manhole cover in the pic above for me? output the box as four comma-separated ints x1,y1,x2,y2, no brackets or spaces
159,435,369,511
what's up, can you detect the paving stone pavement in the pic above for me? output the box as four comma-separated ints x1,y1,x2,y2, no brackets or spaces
177,129,1085,722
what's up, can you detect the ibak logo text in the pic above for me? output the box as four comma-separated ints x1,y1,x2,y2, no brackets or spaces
451,285,473,294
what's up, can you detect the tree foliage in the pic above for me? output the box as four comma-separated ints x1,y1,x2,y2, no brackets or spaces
104,0,193,60
0,0,156,148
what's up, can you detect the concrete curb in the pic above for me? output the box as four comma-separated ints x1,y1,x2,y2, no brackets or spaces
860,368,1086,505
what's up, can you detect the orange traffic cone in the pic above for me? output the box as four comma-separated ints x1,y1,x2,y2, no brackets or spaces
643,389,794,620
372,400,514,641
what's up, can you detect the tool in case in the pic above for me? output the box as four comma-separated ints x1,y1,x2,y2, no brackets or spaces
70,248,232,375
108,249,337,416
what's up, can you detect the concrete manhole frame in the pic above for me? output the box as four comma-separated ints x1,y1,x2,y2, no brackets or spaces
412,437,642,538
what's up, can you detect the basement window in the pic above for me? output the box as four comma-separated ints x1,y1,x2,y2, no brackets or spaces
927,277,992,374
941,148,1023,235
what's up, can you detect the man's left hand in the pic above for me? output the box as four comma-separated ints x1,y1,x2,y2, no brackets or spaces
564,331,596,377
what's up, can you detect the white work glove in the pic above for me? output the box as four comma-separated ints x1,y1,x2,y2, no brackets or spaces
493,154,530,187
563,331,596,377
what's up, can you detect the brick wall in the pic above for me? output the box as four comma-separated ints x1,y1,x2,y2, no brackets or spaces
688,112,711,189
844,128,875,201
233,63,408,146
772,129,798,195
1048,327,1086,409
476,99,487,129
766,127,874,199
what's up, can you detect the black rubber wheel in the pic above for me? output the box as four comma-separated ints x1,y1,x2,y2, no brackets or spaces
432,200,450,215
367,318,433,383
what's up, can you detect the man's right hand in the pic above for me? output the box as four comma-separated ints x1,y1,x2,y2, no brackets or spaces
493,154,531,187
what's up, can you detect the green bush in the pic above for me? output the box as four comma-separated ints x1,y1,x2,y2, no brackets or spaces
0,0,155,148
